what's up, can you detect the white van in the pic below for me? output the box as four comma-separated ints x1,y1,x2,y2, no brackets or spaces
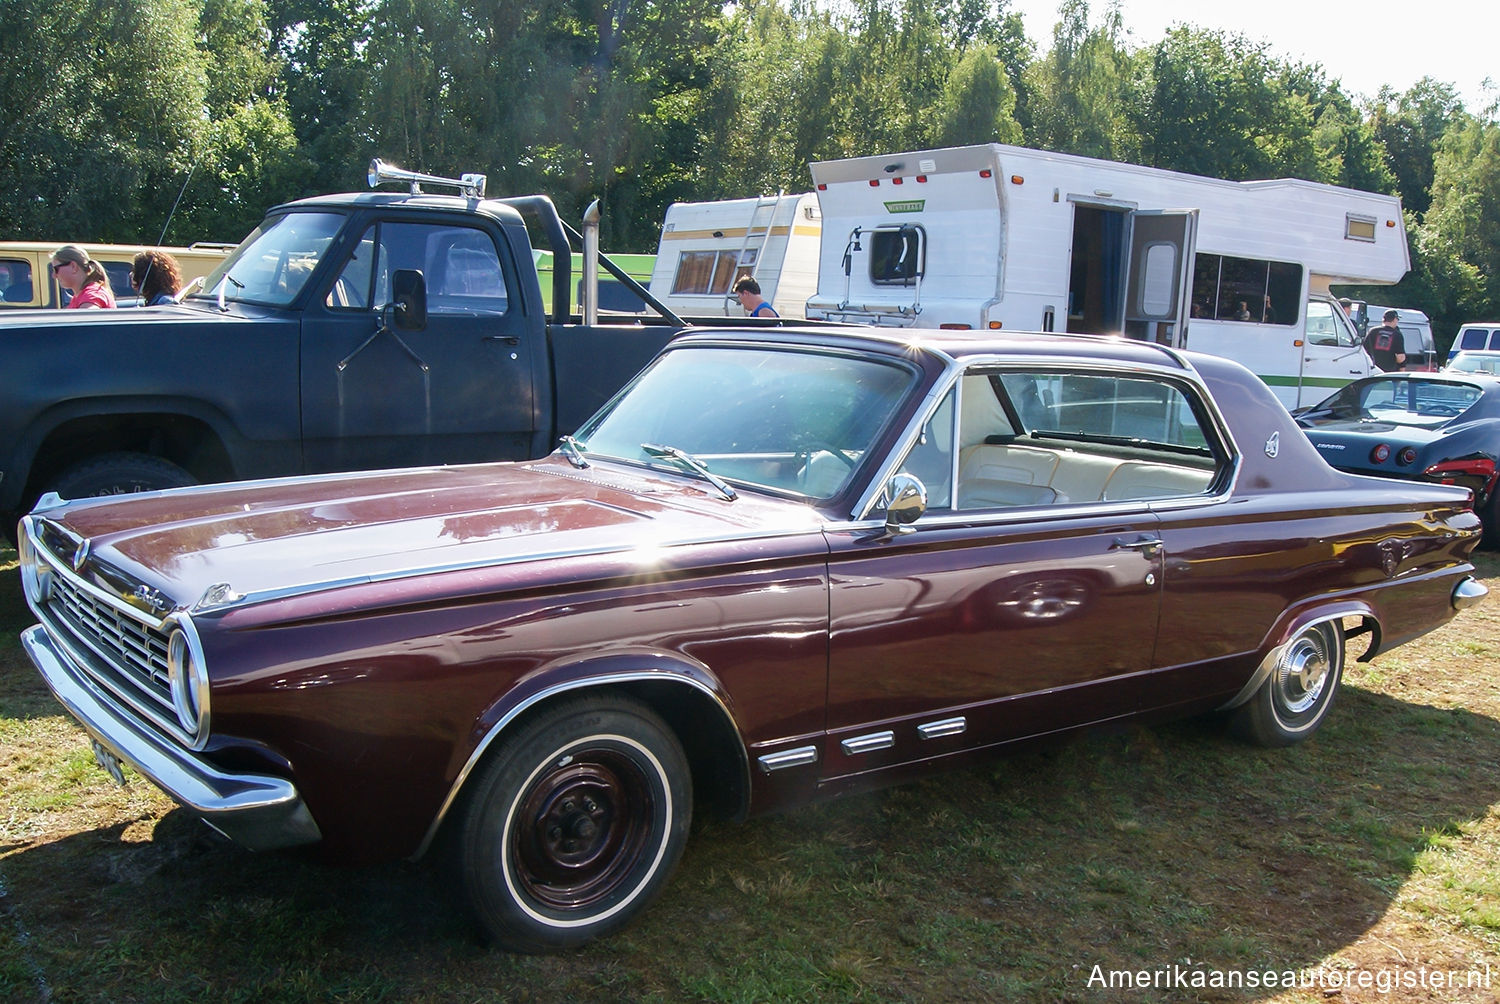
1359,305,1436,370
1447,322,1500,365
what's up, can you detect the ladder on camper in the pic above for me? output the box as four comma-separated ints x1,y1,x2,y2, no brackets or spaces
725,194,781,313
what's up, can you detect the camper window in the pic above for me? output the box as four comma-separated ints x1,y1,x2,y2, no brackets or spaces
869,226,924,287
1190,253,1301,327
671,251,742,295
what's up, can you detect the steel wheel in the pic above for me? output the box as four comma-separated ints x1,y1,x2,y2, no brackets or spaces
1233,621,1344,747
455,695,691,952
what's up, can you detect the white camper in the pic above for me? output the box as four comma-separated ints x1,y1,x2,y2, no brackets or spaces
806,144,1409,408
649,193,821,318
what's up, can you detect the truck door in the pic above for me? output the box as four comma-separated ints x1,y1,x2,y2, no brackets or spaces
1122,210,1197,346
299,218,538,473
1296,296,1374,407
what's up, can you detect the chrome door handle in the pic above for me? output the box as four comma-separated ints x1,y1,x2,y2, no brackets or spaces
1111,535,1163,553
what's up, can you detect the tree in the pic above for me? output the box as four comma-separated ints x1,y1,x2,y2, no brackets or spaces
1367,78,1466,218
1023,0,1138,160
934,47,1022,146
1134,26,1319,181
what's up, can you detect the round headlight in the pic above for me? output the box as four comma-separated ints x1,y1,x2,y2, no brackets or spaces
166,617,211,740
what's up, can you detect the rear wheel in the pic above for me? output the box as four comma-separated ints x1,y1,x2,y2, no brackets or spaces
49,452,196,500
453,695,692,952
1232,621,1344,747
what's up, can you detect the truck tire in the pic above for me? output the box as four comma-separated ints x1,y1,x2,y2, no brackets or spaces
49,453,198,501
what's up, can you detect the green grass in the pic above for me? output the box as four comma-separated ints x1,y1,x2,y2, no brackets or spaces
2,547,1499,1001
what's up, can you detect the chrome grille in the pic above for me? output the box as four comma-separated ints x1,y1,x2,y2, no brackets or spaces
24,521,183,738
48,571,175,716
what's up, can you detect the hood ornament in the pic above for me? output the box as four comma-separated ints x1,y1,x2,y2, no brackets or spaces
72,539,92,572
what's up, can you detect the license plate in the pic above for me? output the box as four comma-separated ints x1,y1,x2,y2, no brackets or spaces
91,738,127,786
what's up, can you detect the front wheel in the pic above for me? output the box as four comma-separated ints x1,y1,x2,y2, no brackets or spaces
49,452,196,500
453,695,692,952
1232,621,1344,747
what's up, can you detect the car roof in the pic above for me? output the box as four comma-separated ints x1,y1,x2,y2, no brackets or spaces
671,326,1200,373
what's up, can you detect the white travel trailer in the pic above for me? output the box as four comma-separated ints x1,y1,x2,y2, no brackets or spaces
648,193,821,317
806,144,1409,408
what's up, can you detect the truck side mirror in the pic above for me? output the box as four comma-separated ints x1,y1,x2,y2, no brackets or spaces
390,269,427,331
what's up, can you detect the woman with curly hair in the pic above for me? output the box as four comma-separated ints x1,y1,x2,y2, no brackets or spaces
131,250,184,306
50,245,116,309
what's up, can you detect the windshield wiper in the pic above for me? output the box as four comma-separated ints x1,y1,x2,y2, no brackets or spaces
558,435,590,469
641,443,737,501
216,273,243,313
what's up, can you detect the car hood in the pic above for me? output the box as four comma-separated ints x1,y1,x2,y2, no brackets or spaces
32,457,827,612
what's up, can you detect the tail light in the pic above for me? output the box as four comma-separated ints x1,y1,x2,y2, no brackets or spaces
1423,457,1498,491
1397,447,1418,466
1370,444,1391,463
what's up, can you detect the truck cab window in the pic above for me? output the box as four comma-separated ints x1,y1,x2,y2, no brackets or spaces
329,223,509,315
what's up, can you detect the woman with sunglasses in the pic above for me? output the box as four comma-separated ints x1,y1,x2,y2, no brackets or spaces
49,245,116,309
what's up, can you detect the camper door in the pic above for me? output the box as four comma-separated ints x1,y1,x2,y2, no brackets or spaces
1122,210,1197,347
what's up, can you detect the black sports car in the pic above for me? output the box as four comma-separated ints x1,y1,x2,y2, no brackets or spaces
1297,373,1500,544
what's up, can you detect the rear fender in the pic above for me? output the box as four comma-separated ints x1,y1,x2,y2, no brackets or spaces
1219,601,1376,711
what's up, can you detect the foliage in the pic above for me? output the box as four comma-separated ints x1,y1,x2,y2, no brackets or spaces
2,0,1497,326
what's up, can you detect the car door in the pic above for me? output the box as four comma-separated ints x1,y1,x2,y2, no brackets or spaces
821,365,1229,781
299,217,538,473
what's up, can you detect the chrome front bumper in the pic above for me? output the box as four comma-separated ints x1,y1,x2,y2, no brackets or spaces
22,624,321,851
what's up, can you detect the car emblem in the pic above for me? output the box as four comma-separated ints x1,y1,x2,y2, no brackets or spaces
130,584,173,617
1264,432,1280,458
72,539,91,572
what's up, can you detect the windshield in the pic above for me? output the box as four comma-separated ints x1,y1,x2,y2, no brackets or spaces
195,211,346,307
1307,377,1483,428
574,344,918,499
1447,353,1500,376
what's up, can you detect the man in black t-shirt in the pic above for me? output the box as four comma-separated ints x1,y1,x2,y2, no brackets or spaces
1364,309,1407,371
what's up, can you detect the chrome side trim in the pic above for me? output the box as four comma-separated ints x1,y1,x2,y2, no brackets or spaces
22,625,320,852
840,731,895,755
1453,576,1488,612
756,745,819,773
917,716,967,740
412,669,750,859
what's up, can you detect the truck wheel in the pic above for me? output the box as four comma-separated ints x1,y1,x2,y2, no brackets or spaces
454,695,692,952
1231,621,1343,747
49,453,197,501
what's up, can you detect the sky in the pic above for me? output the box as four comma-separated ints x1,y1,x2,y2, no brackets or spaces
1007,0,1498,113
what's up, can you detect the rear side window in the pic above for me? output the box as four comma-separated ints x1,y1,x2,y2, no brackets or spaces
931,369,1223,511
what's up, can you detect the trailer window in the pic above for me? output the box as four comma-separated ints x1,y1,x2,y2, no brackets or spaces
671,250,751,295
869,226,924,286
1191,253,1300,326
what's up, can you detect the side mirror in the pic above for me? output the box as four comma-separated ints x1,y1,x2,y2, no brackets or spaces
880,473,927,538
390,269,427,330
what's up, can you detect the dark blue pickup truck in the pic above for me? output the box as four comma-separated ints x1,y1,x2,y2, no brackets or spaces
1,162,784,533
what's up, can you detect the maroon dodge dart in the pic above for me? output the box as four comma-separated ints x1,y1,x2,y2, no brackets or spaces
19,327,1487,950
